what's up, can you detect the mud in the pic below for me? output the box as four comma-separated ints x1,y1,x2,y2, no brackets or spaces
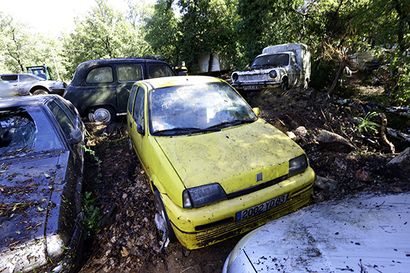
79,87,409,273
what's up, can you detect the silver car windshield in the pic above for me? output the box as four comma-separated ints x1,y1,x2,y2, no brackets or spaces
149,82,256,136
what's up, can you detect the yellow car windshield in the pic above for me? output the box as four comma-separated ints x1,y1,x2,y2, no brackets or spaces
149,82,256,136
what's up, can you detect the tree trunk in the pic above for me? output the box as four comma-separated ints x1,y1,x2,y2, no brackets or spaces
329,61,345,94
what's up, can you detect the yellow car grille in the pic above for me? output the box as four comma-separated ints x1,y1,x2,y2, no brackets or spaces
195,184,313,247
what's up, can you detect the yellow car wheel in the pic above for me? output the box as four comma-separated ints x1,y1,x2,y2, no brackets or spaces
154,190,175,246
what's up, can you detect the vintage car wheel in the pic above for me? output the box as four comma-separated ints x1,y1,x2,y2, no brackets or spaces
32,89,48,95
154,190,175,245
281,78,289,90
87,107,114,123
304,78,309,89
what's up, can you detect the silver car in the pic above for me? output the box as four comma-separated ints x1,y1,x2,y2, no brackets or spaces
0,81,25,98
223,192,410,273
0,73,66,96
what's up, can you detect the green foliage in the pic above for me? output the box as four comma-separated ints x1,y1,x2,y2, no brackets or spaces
61,0,153,79
392,56,410,106
236,0,303,67
1,0,408,102
177,0,239,71
83,191,101,233
0,12,64,77
145,0,180,64
357,112,380,134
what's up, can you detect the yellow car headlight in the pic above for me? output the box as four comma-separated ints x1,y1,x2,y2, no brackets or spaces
289,154,308,177
183,183,227,208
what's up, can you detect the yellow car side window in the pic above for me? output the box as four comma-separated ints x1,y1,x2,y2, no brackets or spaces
133,87,145,130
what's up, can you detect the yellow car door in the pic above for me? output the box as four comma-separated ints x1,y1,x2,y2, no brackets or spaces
129,84,153,174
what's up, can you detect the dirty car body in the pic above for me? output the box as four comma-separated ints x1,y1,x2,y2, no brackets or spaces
0,95,85,273
223,192,410,273
231,43,311,91
127,76,315,250
64,58,175,123
0,73,66,96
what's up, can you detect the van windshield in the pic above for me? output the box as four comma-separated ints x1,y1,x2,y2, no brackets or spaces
251,53,289,69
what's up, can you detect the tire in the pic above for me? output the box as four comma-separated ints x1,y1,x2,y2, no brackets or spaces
87,107,114,124
304,78,309,89
281,77,289,91
153,190,175,245
32,89,48,95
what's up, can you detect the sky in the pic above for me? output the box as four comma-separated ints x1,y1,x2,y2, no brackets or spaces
0,0,146,37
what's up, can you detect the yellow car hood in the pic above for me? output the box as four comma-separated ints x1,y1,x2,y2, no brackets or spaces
154,119,305,194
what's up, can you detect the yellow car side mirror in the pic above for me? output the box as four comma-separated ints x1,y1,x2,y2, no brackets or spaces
252,107,261,117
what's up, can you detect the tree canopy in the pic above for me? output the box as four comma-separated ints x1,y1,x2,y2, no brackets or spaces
0,0,408,103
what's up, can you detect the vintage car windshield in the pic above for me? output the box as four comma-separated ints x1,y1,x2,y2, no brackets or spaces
0,107,63,158
251,53,289,68
149,82,256,136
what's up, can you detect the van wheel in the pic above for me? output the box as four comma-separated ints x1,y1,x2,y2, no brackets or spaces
281,78,289,91
87,107,114,123
153,190,175,248
32,89,48,95
304,78,309,89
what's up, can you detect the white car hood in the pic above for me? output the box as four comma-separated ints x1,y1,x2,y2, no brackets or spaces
234,67,284,76
225,193,410,273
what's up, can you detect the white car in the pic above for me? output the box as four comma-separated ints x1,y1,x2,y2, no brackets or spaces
0,73,66,96
223,192,410,273
0,80,29,97
231,43,311,91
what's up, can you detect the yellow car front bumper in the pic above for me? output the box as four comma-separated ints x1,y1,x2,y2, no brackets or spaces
161,167,315,250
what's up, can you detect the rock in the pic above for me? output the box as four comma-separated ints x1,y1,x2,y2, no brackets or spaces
287,131,296,140
387,147,410,175
316,129,355,152
315,176,338,193
294,126,308,138
355,168,371,182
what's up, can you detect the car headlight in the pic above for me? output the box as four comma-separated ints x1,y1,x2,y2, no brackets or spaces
289,154,308,177
231,73,239,82
183,183,227,208
269,70,277,78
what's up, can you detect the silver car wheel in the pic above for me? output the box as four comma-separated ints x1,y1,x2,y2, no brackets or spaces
32,89,48,95
88,108,112,123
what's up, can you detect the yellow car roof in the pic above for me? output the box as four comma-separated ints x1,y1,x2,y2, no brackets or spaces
140,75,223,89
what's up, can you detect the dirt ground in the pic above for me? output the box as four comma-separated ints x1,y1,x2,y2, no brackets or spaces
78,86,409,273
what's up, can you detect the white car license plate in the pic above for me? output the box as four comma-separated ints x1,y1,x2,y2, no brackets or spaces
236,194,288,221
243,85,260,90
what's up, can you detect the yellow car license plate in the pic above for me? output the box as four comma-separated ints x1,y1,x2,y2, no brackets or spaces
236,194,288,221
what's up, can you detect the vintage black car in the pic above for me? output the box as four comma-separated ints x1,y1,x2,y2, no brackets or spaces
64,58,175,123
0,95,85,273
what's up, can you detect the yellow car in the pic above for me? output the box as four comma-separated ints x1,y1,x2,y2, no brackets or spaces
127,76,315,250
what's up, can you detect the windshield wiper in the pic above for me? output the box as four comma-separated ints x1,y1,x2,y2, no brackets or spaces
153,127,221,136
206,119,255,130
